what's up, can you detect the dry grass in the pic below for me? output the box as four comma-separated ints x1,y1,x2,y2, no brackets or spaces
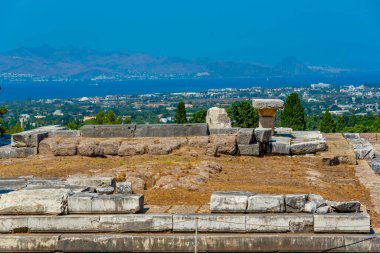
0,142,378,226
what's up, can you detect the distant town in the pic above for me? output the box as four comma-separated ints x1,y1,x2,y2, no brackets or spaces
1,82,379,133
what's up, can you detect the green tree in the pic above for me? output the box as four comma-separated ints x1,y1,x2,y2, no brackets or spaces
227,100,259,128
8,121,23,134
279,93,306,130
189,109,207,123
174,102,187,124
67,120,80,130
319,109,336,133
0,107,8,136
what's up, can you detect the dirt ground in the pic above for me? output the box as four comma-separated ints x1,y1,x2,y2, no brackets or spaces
0,143,378,226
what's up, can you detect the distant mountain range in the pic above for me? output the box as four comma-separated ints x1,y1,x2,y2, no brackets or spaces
0,45,356,81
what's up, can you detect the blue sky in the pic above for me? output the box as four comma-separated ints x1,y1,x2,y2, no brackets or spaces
1,0,379,69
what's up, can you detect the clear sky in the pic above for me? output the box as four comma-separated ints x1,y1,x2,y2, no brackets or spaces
1,0,379,70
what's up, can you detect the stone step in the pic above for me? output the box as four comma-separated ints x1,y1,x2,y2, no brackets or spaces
1,233,380,252
0,213,370,234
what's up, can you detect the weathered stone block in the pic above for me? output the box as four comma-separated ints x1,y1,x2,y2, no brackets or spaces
206,107,231,129
267,137,291,155
97,214,173,232
252,99,284,110
371,159,380,173
0,189,71,215
247,194,285,213
314,213,370,233
11,130,48,148
0,235,59,252
330,201,361,213
66,176,116,188
48,130,80,138
238,144,260,156
188,136,209,147
246,214,313,233
78,140,103,157
209,128,240,135
52,142,77,156
173,214,245,232
99,139,121,156
80,125,136,138
134,124,208,137
0,216,28,233
209,135,237,155
0,145,37,158
291,141,327,155
254,128,272,143
147,144,172,155
118,142,145,156
211,191,255,213
28,215,100,233
0,178,27,191
237,128,255,144
92,194,143,213
285,194,307,213
354,147,375,159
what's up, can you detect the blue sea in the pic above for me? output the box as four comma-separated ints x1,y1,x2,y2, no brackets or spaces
0,74,379,102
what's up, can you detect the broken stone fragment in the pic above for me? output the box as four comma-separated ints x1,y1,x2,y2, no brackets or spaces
95,187,114,195
238,144,260,156
99,139,121,156
330,201,361,213
116,181,133,194
316,205,331,214
303,201,317,213
147,144,172,155
291,141,327,155
308,194,326,208
118,142,145,156
285,194,307,213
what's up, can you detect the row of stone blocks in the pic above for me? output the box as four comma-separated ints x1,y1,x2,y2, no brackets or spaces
2,234,380,252
0,213,370,234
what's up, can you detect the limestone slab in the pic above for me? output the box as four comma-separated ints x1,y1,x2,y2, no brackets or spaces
314,213,370,233
254,128,272,143
206,107,231,129
66,176,116,188
291,141,327,155
210,191,255,213
247,194,285,213
285,194,307,213
11,130,48,148
0,188,71,215
173,214,245,232
246,214,313,233
134,124,208,137
0,216,28,233
267,137,291,155
81,124,136,138
28,215,100,233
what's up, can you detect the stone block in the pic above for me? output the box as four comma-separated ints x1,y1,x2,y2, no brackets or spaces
206,107,232,129
252,99,284,110
246,214,313,233
134,124,208,137
11,130,48,148
0,178,27,191
0,216,28,233
97,214,173,232
247,194,285,213
209,128,240,135
371,159,380,173
80,124,136,138
209,135,237,155
99,139,121,156
0,235,59,252
314,213,370,233
0,145,37,159
285,194,307,213
237,128,255,144
354,147,375,159
48,130,80,138
238,144,260,156
28,215,100,233
254,128,272,143
0,189,71,215
78,140,103,157
210,191,255,213
308,194,326,208
118,142,145,156
330,201,361,213
343,133,360,139
173,214,245,232
66,176,116,188
267,137,291,155
58,235,132,252
188,136,209,147
291,141,327,155
147,144,172,155
52,142,77,156
274,127,293,137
